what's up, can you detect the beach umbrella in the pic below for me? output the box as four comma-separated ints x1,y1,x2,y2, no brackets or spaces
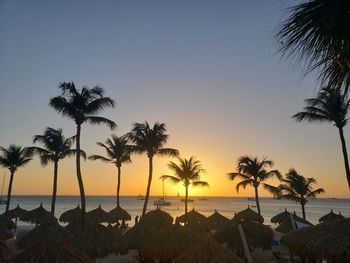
141,208,173,230
86,204,109,223
233,206,264,223
12,238,92,263
145,223,202,261
270,208,292,224
59,205,82,223
282,218,350,262
18,222,71,249
108,205,131,223
67,221,121,259
122,221,151,250
318,209,345,223
20,203,57,225
275,216,312,233
215,220,273,251
172,234,244,263
206,210,230,230
0,215,15,240
2,204,28,219
177,208,206,225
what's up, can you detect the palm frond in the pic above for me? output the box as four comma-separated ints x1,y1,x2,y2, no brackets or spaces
160,175,181,184
191,181,209,188
86,116,116,129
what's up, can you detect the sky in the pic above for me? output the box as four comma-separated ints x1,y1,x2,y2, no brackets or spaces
0,0,349,198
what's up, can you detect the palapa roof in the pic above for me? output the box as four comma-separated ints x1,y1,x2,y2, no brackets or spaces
177,208,206,225
282,218,350,262
270,208,291,224
20,203,57,225
2,204,28,219
206,210,230,227
171,234,244,263
275,215,312,233
122,221,153,250
319,209,344,223
59,205,82,223
12,238,92,263
141,208,173,229
233,206,264,223
108,205,131,222
86,204,109,223
18,222,71,249
215,221,273,251
0,215,15,240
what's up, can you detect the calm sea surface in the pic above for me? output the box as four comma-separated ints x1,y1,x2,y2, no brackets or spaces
1,196,349,226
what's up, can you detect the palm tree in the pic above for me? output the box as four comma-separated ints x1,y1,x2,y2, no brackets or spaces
49,82,116,228
228,156,281,216
293,86,350,189
29,127,85,215
278,168,325,220
160,156,209,214
89,134,132,207
0,145,32,211
128,121,179,216
277,0,350,90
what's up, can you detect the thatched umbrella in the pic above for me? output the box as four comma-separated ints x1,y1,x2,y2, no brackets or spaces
275,215,312,233
18,222,71,249
86,204,109,223
282,218,350,262
0,215,15,240
59,205,82,223
108,205,131,223
270,208,292,224
67,221,120,259
234,206,264,223
215,220,273,252
20,203,57,225
319,209,344,223
2,204,28,219
172,234,244,263
141,208,173,230
206,210,230,230
12,238,92,263
177,208,206,225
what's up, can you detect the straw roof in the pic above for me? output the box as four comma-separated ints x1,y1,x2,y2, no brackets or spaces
141,209,173,230
86,204,109,223
20,203,57,225
122,222,152,250
282,218,350,262
2,204,28,219
206,210,230,229
59,205,82,223
177,208,206,225
275,216,312,233
270,208,291,224
172,234,244,263
67,221,120,258
0,215,15,240
145,223,202,261
215,221,273,251
12,238,92,263
318,209,344,223
18,222,71,249
0,215,14,230
234,206,264,223
108,205,131,223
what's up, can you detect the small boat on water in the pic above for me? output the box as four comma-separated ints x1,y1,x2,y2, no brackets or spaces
153,197,171,206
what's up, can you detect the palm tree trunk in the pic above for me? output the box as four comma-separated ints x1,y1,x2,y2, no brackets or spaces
338,127,350,189
301,203,306,220
185,184,188,215
142,157,153,216
5,171,15,212
51,160,58,215
254,186,261,216
117,165,121,207
76,124,86,229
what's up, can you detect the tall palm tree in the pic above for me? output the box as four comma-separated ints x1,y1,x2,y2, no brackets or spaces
0,145,32,211
128,121,179,216
160,156,208,214
29,127,85,215
277,0,350,90
278,168,325,220
228,156,281,216
89,134,132,207
293,86,350,189
49,82,116,228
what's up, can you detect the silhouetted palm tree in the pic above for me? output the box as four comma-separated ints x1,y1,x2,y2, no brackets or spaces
49,82,116,228
160,156,208,214
277,0,350,89
278,168,325,220
128,122,179,216
293,86,350,189
29,127,85,215
228,156,281,216
89,134,132,207
0,145,32,211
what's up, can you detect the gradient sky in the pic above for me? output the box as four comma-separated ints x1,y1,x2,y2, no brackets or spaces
0,0,349,198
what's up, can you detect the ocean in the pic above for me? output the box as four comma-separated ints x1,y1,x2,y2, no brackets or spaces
1,195,349,226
